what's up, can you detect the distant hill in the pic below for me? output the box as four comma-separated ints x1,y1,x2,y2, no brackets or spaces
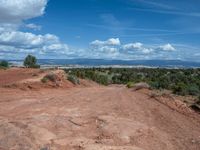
8,59,200,68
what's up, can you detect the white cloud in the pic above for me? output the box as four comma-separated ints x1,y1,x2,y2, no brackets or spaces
122,42,143,50
0,0,48,23
90,38,121,46
0,23,19,32
141,48,153,54
90,46,119,59
89,38,121,59
107,38,121,46
0,0,72,59
25,23,41,30
88,39,179,59
0,31,59,48
0,30,69,56
122,42,153,54
159,43,175,51
98,46,118,53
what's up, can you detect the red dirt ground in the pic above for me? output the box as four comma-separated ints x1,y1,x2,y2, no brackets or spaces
0,68,200,150
0,68,42,86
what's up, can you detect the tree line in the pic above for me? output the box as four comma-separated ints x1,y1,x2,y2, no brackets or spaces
65,68,200,99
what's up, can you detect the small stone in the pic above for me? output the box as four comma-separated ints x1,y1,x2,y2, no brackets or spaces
191,139,196,143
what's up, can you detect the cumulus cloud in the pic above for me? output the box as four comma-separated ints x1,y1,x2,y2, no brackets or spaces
0,23,19,32
122,42,143,49
88,38,176,60
98,46,118,53
0,0,72,59
122,42,153,54
90,38,121,46
0,31,57,48
0,0,47,23
0,30,69,55
89,38,121,59
159,43,175,51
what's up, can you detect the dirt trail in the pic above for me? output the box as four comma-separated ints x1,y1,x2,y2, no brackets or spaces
0,83,200,150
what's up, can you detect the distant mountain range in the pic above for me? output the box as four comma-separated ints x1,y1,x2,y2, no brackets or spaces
8,59,200,68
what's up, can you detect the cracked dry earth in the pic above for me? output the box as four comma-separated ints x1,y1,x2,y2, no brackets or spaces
0,79,200,149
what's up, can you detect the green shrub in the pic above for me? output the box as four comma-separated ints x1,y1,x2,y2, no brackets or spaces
41,77,48,83
41,73,57,83
126,82,135,88
68,75,80,85
44,73,57,82
187,84,200,96
95,74,109,85
172,82,188,96
0,60,9,68
149,81,160,89
24,55,40,68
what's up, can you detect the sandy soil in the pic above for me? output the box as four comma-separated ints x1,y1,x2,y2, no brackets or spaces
0,69,200,150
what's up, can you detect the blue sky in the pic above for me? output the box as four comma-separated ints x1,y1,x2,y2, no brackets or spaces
0,0,200,61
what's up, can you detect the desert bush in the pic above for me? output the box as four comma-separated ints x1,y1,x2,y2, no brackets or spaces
112,74,121,84
24,55,40,68
41,77,48,83
0,60,9,68
95,74,110,85
67,75,80,85
172,82,188,96
41,73,58,83
132,82,150,91
149,81,160,89
187,84,200,96
126,82,135,88
44,73,57,82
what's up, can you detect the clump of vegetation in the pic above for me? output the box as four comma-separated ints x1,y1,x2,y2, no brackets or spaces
94,74,110,85
41,73,58,83
66,69,111,85
67,75,80,85
41,77,48,83
187,84,200,96
126,82,135,88
45,73,57,82
132,82,150,91
24,55,40,68
0,60,9,69
172,82,188,96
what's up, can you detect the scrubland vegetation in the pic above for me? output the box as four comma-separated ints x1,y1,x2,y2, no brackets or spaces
0,60,9,69
41,73,58,83
67,75,80,85
65,68,200,98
